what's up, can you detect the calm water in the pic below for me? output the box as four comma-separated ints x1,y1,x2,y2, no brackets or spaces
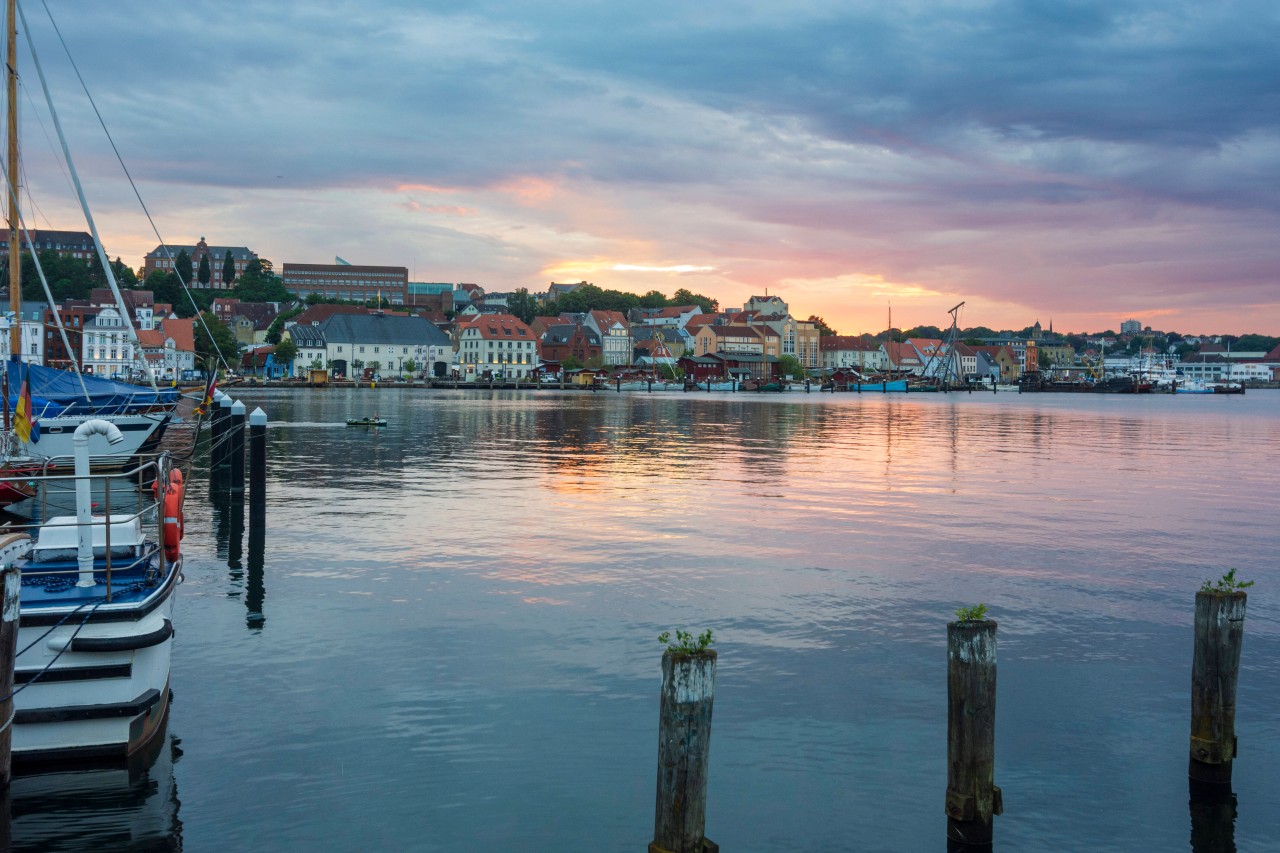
10,388,1280,852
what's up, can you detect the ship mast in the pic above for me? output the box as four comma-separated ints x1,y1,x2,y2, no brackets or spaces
6,0,19,359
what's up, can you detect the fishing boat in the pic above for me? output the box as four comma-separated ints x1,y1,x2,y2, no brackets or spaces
1211,382,1245,395
346,417,387,427
3,423,184,765
852,379,909,392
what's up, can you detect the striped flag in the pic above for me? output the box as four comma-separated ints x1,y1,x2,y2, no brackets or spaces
193,372,217,416
14,375,39,444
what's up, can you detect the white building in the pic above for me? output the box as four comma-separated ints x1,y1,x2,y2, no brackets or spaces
82,306,137,377
287,312,453,379
457,314,539,380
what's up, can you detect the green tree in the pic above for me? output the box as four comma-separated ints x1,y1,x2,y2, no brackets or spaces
671,288,718,313
111,257,138,287
807,315,837,336
198,253,211,288
274,336,297,368
561,355,584,370
778,354,803,379
402,358,418,377
195,311,240,365
639,289,667,309
233,262,290,302
1038,351,1052,369
175,250,193,284
222,250,236,288
507,287,537,324
265,307,304,344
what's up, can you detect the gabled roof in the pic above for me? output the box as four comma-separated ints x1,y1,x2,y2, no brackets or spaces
324,312,452,346
288,304,374,327
459,313,535,341
820,335,879,352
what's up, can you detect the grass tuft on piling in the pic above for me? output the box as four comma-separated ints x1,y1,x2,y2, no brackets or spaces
954,603,989,623
1200,568,1254,594
659,629,715,655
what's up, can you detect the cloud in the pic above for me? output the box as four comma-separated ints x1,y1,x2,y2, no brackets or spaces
15,0,1279,334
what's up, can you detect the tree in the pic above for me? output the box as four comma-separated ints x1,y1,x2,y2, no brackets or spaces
175,250,193,284
639,290,667,309
266,306,304,344
111,257,138,287
233,263,291,303
507,287,537,324
402,358,418,377
671,288,718,313
274,337,297,368
807,315,837,336
198,253,211,288
778,354,803,379
194,311,240,365
1038,351,1052,369
222,250,236,288
561,355,584,370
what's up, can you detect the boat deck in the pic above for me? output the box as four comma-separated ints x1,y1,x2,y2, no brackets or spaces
17,551,168,611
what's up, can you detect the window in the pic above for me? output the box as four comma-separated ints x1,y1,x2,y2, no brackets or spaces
359,346,365,353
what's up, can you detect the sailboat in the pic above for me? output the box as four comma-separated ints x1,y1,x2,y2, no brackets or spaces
1,0,179,469
0,0,185,765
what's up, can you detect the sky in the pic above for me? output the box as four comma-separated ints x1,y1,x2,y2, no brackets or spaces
12,0,1280,336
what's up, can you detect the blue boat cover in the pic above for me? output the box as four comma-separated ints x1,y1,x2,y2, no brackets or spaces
5,360,179,418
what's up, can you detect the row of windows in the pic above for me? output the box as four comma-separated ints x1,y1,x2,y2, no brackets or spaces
462,353,532,364
462,339,534,349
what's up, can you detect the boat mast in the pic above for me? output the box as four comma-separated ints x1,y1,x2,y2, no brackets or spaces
6,0,19,360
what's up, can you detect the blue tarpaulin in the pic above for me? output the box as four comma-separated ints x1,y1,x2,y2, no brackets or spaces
5,360,179,418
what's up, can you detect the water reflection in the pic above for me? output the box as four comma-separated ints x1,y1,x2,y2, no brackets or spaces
1189,780,1237,853
7,726,182,851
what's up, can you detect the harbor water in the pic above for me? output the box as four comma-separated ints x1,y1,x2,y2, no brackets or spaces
9,388,1280,852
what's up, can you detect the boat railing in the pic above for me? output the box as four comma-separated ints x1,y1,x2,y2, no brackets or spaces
1,454,178,602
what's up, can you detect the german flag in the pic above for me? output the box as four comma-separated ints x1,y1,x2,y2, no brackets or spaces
14,372,39,444
193,372,217,417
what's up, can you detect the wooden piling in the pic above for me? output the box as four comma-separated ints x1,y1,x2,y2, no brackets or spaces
1189,590,1247,785
946,619,1000,847
650,650,718,853
0,565,21,787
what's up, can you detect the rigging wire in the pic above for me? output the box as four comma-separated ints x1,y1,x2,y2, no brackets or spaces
25,0,232,374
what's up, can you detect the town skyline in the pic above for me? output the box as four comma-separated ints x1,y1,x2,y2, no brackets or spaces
15,2,1278,338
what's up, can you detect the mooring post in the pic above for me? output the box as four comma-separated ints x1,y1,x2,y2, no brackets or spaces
229,399,247,496
650,649,718,853
0,565,21,788
946,618,1000,848
1189,589,1247,785
249,407,267,521
211,391,231,471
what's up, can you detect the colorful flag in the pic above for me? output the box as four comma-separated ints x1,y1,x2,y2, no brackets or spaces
193,372,217,417
14,376,39,444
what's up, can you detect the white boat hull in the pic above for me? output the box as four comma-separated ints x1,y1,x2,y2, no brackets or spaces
13,564,178,764
20,412,170,467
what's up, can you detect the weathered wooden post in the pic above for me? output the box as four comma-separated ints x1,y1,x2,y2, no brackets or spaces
616,376,622,393
946,614,1000,848
0,565,21,787
1189,584,1247,785
650,644,718,853
229,399,246,496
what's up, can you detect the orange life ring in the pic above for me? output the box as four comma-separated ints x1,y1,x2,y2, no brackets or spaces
161,470,186,561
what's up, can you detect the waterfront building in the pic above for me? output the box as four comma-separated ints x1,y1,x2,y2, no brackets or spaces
540,323,601,367
1120,319,1142,335
14,302,44,364
41,300,91,370
282,262,409,304
287,311,452,378
143,238,258,288
882,341,926,375
820,336,887,373
136,318,196,379
584,310,631,367
81,306,135,376
458,314,539,380
972,345,1021,381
